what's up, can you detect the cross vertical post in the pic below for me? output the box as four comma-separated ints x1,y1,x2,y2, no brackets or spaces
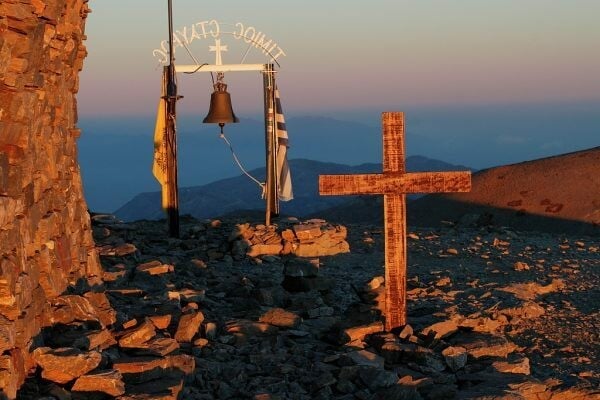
382,112,407,329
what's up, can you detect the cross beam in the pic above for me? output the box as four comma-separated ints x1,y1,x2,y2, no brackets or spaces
319,112,471,330
319,172,470,195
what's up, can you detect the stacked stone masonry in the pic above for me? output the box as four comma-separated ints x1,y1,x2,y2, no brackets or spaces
0,0,100,397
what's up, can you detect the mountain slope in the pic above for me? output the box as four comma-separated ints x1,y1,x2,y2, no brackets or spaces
115,157,471,221
406,147,600,233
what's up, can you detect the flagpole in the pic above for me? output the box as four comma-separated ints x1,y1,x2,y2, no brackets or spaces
271,73,280,216
263,63,278,226
165,0,180,237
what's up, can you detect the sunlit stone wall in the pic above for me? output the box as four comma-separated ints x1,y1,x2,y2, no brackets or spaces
0,0,100,396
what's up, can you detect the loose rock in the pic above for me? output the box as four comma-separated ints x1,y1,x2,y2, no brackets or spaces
33,347,102,384
258,308,301,329
174,311,205,343
71,369,126,397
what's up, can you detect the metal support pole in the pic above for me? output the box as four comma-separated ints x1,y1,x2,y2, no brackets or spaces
165,0,179,237
271,68,280,217
263,64,278,226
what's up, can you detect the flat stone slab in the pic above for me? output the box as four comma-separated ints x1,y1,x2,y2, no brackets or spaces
118,319,156,348
174,311,204,343
72,369,125,397
32,347,102,384
258,308,301,329
136,260,174,275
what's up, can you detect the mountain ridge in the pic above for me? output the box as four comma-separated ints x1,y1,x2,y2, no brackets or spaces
114,156,472,221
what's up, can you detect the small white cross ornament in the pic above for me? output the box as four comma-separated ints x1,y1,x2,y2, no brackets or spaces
209,39,228,66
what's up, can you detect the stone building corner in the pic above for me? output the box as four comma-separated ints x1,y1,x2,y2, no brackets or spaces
0,0,100,396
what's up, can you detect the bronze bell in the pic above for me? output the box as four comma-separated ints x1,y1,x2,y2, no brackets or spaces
203,83,239,125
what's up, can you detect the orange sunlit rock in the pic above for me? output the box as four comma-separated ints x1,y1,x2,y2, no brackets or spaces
0,0,99,394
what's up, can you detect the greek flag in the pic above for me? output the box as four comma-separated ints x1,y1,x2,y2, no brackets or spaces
274,87,293,201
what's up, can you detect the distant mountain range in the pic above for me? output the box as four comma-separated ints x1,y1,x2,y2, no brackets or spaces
114,156,472,221
79,115,383,213
79,104,600,213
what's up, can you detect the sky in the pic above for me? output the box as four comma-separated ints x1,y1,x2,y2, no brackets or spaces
77,0,600,211
80,0,600,117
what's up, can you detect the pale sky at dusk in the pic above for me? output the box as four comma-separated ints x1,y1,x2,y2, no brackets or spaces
79,0,600,117
76,0,600,211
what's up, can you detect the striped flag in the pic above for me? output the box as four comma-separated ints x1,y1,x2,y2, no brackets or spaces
152,69,171,209
274,87,293,201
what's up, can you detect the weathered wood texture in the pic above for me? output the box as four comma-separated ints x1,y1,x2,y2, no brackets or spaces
319,112,471,331
383,192,407,330
319,171,471,195
382,112,407,331
0,1,99,397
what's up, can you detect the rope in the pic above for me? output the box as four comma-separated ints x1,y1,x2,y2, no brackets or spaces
219,132,266,199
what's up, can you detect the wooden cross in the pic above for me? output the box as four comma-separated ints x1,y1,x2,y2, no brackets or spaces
319,112,471,331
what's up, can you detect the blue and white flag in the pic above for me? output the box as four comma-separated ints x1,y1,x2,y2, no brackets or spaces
274,87,293,201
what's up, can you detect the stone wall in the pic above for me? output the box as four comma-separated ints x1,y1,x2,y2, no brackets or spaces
0,0,99,396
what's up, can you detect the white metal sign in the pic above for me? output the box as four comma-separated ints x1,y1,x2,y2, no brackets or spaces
152,20,286,65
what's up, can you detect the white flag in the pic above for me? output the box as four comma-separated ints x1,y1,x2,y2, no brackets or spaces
274,87,293,201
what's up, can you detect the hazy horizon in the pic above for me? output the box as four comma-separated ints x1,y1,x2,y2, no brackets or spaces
78,99,599,213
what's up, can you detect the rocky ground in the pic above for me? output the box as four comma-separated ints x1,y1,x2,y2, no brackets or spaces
16,214,599,399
